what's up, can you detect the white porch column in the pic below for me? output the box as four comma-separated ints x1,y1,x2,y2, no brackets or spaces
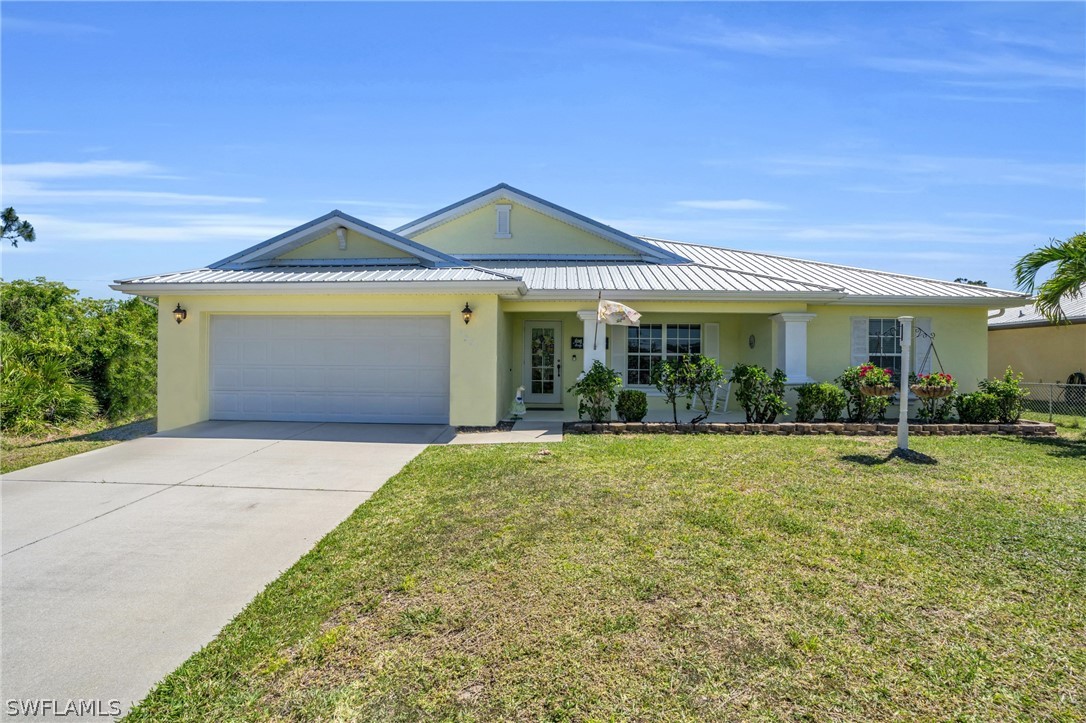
577,310,606,373
770,313,816,383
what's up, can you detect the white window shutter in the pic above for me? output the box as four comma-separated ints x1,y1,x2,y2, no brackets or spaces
704,322,720,364
611,326,627,382
914,317,933,375
850,317,868,367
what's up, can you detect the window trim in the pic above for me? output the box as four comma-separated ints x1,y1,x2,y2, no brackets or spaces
625,322,703,387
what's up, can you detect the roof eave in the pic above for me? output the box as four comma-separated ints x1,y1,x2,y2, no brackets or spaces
828,295,1033,307
515,289,849,302
110,280,528,297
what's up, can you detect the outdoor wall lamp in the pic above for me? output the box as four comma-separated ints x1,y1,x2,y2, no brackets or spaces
461,302,473,325
173,303,187,324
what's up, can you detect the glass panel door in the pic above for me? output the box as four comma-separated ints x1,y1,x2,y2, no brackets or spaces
523,321,562,404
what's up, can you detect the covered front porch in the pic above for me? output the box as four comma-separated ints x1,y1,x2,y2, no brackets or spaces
496,301,820,421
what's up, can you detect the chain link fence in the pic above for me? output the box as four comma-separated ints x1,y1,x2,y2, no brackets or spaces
1021,383,1086,425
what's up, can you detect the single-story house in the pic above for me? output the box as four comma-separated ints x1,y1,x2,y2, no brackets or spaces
989,288,1086,383
113,183,1030,431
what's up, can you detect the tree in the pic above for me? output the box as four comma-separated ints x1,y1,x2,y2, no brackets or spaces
2,207,36,247
953,277,988,287
1013,232,1086,323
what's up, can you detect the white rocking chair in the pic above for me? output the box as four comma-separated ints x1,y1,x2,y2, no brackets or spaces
695,381,732,418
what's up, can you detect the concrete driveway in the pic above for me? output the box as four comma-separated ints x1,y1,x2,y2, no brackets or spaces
1,420,452,719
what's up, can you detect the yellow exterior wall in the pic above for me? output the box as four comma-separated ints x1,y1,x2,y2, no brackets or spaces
807,305,990,391
412,201,639,256
155,293,500,432
279,229,413,260
988,324,1086,382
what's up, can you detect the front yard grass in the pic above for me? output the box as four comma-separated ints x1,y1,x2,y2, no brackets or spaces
1,417,155,474
128,434,1084,721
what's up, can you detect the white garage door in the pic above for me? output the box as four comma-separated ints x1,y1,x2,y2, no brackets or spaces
210,315,450,424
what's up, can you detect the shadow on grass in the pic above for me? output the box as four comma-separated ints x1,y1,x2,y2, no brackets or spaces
990,433,1086,460
841,448,939,466
18,418,156,449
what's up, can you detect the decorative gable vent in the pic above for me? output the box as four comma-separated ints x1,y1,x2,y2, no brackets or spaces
494,204,512,239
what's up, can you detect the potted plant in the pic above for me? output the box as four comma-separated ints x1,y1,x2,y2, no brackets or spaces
910,372,955,399
857,363,896,397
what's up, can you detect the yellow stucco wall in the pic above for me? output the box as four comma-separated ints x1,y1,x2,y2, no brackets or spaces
279,229,413,260
988,324,1086,382
806,305,990,391
411,201,639,256
155,294,499,431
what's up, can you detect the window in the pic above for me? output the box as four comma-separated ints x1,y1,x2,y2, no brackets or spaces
627,323,701,385
868,318,902,378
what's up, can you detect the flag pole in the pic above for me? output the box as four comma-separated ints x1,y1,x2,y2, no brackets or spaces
593,291,601,351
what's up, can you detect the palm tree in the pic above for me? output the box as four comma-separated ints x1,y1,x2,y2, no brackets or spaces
1013,232,1086,323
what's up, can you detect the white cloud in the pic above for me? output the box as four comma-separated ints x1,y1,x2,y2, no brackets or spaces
25,213,302,245
2,160,160,180
5,185,264,206
2,17,105,36
675,199,786,211
866,52,1084,89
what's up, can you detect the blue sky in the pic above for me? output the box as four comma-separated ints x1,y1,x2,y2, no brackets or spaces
2,1,1083,297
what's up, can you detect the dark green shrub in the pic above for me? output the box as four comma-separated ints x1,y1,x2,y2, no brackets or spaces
955,392,1000,423
0,278,158,433
836,365,891,422
978,367,1028,423
650,359,682,424
679,355,725,424
795,383,823,422
820,384,848,422
568,360,622,422
616,389,648,422
728,364,788,423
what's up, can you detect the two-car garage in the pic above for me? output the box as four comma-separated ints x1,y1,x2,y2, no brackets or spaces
209,315,451,424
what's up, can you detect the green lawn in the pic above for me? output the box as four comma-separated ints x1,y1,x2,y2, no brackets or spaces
128,434,1085,722
1,418,155,474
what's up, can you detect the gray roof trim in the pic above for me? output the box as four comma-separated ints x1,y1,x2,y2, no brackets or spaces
393,183,689,264
989,317,1085,329
210,210,469,269
511,289,847,302
111,280,528,297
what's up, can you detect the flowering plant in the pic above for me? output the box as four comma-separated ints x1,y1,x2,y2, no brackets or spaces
858,363,894,387
912,372,954,389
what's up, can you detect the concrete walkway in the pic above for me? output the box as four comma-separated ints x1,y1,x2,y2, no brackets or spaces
449,420,564,445
1,421,451,719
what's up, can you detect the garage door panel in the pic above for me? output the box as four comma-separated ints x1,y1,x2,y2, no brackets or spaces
210,315,450,424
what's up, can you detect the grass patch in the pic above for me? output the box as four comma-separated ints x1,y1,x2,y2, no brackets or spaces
127,434,1085,721
1,417,155,474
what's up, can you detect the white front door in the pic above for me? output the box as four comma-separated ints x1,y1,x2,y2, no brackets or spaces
523,321,562,405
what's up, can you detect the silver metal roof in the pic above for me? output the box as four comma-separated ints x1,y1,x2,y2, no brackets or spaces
641,238,1026,301
989,287,1086,327
116,265,517,285
477,260,839,295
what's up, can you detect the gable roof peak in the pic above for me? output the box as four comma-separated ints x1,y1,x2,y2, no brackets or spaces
394,183,689,264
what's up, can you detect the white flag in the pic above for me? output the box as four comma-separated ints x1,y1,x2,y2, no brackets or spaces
597,299,641,327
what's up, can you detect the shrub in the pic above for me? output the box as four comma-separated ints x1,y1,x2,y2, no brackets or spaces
820,384,848,422
615,389,648,422
678,356,725,424
955,392,1000,424
837,365,891,423
0,278,157,434
728,364,788,423
568,360,622,423
650,359,682,424
978,367,1028,423
795,383,823,423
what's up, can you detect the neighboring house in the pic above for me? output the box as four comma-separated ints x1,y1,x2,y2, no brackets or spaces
988,289,1086,383
113,183,1029,430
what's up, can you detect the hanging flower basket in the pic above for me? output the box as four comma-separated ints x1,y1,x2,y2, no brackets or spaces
859,384,896,398
910,384,953,399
